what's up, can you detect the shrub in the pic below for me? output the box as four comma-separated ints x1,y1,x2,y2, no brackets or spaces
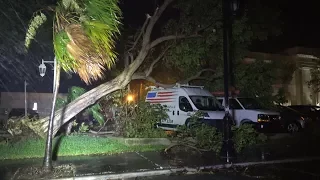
194,124,223,153
232,124,267,153
176,111,223,154
123,102,169,138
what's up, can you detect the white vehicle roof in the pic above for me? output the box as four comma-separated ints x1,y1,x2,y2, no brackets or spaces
182,87,212,96
145,84,215,104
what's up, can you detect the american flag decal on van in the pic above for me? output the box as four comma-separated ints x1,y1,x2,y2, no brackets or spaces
146,91,176,103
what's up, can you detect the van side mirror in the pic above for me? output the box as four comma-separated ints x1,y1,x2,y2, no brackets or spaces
181,105,187,112
180,104,193,112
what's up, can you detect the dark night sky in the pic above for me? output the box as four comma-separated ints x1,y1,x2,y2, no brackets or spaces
0,0,320,93
252,0,320,52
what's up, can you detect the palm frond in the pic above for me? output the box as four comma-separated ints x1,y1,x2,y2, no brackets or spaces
84,0,121,27
83,21,118,68
68,86,86,101
24,12,47,49
53,30,77,72
82,0,122,69
52,0,122,84
91,108,104,126
90,103,102,112
55,97,68,109
65,24,107,83
61,0,82,13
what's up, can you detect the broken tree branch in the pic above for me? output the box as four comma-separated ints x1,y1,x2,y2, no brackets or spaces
132,68,220,88
127,15,151,52
181,68,215,83
143,0,175,47
150,34,200,49
145,44,173,77
132,73,176,88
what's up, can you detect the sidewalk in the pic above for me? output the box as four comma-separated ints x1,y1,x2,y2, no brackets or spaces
1,133,319,180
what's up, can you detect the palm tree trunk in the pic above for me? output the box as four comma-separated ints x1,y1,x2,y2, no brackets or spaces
66,119,73,135
42,62,61,172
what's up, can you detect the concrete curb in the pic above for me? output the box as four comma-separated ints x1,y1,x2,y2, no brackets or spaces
110,137,172,146
54,156,320,180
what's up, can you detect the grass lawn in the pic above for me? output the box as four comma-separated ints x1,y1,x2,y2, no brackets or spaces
0,135,165,160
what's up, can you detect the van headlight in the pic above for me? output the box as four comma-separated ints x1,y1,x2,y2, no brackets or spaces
257,114,270,123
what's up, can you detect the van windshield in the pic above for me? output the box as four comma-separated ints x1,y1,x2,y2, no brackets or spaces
189,96,224,111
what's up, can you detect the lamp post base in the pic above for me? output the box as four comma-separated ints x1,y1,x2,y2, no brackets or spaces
220,114,236,163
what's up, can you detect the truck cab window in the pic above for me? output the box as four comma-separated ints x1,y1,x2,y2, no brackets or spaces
179,96,193,112
229,99,243,109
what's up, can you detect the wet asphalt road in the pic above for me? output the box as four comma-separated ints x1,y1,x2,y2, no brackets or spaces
130,174,255,180
129,160,320,180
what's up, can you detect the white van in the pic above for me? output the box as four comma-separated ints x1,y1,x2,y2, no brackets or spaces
216,97,280,129
145,84,226,131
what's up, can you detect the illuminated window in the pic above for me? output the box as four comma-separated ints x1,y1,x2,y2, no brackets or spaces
32,102,38,111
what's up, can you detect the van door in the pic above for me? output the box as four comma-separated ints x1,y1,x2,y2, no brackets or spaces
171,96,194,126
230,98,246,125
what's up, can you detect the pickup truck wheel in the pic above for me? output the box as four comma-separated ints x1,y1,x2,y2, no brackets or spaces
241,121,254,126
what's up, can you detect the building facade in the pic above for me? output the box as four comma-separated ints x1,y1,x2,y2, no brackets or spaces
0,92,67,117
246,47,320,106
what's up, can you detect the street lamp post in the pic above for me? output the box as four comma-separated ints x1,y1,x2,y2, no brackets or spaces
38,58,57,171
222,0,240,163
24,80,28,118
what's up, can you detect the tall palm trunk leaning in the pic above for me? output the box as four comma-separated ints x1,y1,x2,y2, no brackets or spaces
24,0,121,171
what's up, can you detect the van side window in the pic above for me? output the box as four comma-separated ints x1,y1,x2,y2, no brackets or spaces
229,99,242,109
179,96,193,112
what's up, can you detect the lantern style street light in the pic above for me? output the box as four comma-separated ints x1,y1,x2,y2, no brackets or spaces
38,57,57,170
39,59,56,92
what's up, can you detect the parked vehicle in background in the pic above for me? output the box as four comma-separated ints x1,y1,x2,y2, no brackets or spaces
0,108,39,128
287,105,320,121
8,108,39,120
216,97,280,131
145,84,225,131
276,105,311,133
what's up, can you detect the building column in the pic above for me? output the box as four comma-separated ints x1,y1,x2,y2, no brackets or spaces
294,68,303,105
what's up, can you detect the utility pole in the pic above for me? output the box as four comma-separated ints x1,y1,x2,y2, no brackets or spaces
222,0,241,163
24,80,28,118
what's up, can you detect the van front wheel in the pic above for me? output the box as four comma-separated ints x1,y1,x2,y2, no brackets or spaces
241,120,254,126
185,119,191,128
185,119,201,129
